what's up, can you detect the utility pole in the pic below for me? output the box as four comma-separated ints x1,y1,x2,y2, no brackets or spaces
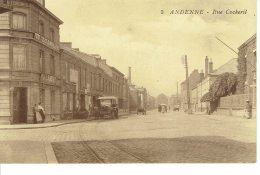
184,55,192,114
215,36,238,55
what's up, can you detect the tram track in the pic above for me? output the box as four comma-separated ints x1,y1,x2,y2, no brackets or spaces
78,124,105,163
84,121,150,163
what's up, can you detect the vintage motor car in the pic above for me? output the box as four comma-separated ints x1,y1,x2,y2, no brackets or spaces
173,105,180,111
96,96,119,119
158,104,168,113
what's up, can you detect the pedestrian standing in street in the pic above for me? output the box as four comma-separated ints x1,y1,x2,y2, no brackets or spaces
35,105,42,123
38,102,46,123
206,102,210,115
244,100,253,119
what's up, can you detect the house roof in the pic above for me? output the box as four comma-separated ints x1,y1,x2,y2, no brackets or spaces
210,58,238,76
238,34,256,50
28,0,63,24
60,45,97,67
60,45,113,77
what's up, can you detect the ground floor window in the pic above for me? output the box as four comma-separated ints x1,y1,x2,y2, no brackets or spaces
0,41,9,69
51,90,55,113
40,89,45,108
80,94,85,111
68,93,73,111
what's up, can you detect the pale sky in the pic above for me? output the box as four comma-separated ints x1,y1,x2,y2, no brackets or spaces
46,0,256,97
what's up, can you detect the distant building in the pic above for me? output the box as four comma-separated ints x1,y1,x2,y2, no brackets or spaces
147,95,156,110
129,85,147,111
169,94,180,108
180,69,201,111
156,94,168,106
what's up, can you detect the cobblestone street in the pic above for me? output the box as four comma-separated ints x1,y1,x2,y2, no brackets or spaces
0,111,256,163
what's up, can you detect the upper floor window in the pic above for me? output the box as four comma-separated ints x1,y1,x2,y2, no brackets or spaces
12,13,26,30
13,45,26,70
50,55,55,75
50,28,55,42
39,50,45,73
39,21,44,36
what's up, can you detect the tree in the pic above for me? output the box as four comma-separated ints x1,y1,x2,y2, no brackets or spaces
201,73,238,112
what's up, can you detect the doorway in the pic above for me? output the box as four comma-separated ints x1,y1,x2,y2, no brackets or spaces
13,87,28,123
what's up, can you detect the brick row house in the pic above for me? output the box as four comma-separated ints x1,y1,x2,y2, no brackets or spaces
0,0,129,124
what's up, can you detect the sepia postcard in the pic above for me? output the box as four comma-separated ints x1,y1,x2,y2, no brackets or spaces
0,0,257,166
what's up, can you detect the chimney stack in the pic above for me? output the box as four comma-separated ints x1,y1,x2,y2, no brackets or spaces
128,67,132,85
205,56,209,77
60,42,72,48
209,59,213,74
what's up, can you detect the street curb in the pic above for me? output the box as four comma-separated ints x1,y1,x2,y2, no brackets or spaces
0,113,130,130
44,142,58,164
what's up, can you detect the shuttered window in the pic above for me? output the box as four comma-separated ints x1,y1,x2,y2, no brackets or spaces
39,50,45,73
12,13,26,30
50,55,55,75
13,45,26,70
0,13,10,29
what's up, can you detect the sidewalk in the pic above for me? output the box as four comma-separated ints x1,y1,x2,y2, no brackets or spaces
193,111,256,119
0,112,130,130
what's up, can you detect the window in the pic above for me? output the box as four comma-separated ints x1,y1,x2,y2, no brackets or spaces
63,93,67,111
39,50,45,73
39,21,44,36
50,55,55,75
0,13,10,29
13,45,26,70
51,90,55,113
50,28,55,42
0,42,9,69
68,93,73,111
65,62,69,82
12,13,26,30
85,69,88,87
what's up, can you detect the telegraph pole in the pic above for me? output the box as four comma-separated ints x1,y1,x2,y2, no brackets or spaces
184,55,192,114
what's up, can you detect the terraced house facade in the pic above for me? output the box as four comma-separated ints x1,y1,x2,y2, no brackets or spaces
0,0,129,124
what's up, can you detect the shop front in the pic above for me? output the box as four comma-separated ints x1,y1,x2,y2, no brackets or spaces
62,82,76,120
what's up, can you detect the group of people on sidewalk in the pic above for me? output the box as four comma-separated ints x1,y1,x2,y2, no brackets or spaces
32,103,46,124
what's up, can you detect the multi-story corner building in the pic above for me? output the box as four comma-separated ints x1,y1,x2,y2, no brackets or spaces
0,0,63,124
0,0,129,124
